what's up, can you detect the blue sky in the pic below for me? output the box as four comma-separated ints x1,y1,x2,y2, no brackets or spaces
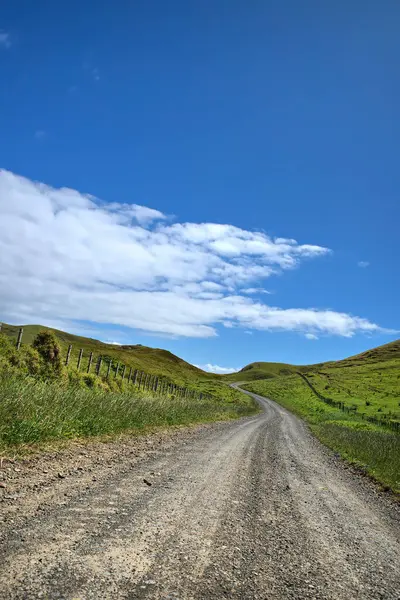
0,1,398,372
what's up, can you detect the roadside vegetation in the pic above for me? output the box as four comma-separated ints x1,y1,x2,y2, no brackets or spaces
244,367,400,493
0,328,258,451
2,321,399,493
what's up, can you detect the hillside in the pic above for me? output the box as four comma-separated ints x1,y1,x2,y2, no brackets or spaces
241,339,400,492
0,322,215,385
224,361,300,382
224,338,400,381
0,324,259,450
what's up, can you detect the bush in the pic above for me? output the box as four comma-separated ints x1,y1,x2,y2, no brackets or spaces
32,330,64,379
0,333,41,376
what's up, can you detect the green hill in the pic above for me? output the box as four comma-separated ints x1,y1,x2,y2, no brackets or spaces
224,361,300,382
225,338,400,380
241,338,400,492
0,322,214,385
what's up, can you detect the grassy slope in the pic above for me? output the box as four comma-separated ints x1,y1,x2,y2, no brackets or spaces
242,339,400,492
224,361,300,382
226,339,400,423
1,323,246,404
0,324,259,450
0,376,256,451
1,323,212,384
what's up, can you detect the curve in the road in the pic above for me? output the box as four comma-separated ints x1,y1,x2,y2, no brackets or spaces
0,387,399,599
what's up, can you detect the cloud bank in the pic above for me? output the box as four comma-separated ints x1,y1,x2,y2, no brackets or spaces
0,170,384,339
196,364,238,374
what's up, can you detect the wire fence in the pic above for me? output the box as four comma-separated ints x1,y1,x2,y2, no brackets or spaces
1,326,211,402
297,372,400,434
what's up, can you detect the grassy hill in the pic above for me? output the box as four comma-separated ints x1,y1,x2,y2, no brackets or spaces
230,338,400,425
242,338,400,492
224,361,300,382
0,323,259,451
0,323,215,385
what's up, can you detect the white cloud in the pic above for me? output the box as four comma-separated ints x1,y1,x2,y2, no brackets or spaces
0,32,11,49
357,261,370,268
0,169,387,340
305,333,318,340
240,287,271,295
195,363,238,374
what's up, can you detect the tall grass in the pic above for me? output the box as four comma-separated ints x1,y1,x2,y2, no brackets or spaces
0,374,256,449
317,423,400,492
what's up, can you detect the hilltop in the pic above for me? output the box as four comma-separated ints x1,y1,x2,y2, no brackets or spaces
224,338,400,381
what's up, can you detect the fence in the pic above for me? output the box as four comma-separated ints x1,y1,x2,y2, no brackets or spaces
297,372,400,434
1,326,211,402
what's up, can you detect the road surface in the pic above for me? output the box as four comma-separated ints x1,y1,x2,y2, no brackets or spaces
0,387,399,599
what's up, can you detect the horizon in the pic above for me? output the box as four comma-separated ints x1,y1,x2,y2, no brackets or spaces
1,321,398,374
1,1,399,373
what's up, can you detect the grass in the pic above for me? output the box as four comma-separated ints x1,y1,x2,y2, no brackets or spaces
224,361,299,382
0,374,256,450
302,362,400,422
0,327,259,451
0,322,257,407
244,374,400,493
2,321,399,490
0,323,217,385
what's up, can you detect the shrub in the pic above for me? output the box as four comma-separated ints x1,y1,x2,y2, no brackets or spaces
32,330,64,379
0,333,41,376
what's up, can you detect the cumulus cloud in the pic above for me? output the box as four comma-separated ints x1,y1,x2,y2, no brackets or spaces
0,32,11,49
305,333,318,340
196,363,238,374
357,261,370,268
0,169,386,339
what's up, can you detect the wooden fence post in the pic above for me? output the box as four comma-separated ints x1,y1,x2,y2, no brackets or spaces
77,348,83,370
122,365,126,380
96,356,102,376
114,362,120,378
154,377,159,392
128,367,132,383
107,359,112,378
87,352,93,373
133,369,138,385
138,371,143,388
65,344,72,366
16,327,23,350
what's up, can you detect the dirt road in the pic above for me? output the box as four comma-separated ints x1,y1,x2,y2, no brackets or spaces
0,388,399,599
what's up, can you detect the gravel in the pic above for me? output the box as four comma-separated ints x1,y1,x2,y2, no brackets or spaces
0,388,399,599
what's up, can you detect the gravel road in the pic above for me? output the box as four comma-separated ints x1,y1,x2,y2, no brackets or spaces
0,388,399,599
